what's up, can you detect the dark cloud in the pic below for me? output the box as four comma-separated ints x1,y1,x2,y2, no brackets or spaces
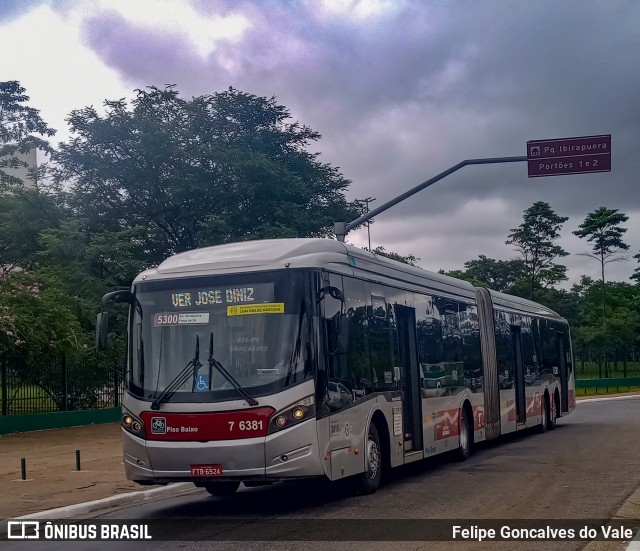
78,0,640,281
0,0,77,23
0,0,42,22
81,12,206,90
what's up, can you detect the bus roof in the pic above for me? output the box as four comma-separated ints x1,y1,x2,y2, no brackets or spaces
138,238,475,295
136,238,564,320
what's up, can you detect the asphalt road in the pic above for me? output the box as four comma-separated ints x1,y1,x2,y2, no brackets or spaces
5,396,640,551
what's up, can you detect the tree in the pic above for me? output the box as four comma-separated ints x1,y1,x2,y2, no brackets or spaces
0,187,63,271
444,255,527,292
0,81,55,191
54,85,363,264
573,207,629,318
630,251,640,283
567,276,639,377
0,270,86,360
506,201,569,300
37,221,149,334
370,245,420,266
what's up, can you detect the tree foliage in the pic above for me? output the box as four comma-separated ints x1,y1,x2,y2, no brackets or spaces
370,245,420,266
506,201,569,299
0,80,638,379
632,251,640,283
573,207,629,318
0,270,87,360
54,85,363,264
443,255,527,292
0,81,55,191
573,207,629,262
0,187,63,271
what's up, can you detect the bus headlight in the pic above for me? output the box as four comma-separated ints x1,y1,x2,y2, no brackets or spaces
122,411,146,438
269,395,315,434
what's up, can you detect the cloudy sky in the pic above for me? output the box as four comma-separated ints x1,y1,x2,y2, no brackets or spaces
2,0,639,286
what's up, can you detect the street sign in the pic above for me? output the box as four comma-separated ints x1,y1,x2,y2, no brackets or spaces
527,134,611,177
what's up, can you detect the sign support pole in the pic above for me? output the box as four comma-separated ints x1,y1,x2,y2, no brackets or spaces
334,156,527,242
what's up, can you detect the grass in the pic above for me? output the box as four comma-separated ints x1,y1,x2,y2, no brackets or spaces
0,384,59,414
576,385,640,397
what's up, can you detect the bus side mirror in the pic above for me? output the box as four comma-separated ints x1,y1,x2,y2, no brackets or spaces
96,312,109,351
101,290,133,306
318,286,345,304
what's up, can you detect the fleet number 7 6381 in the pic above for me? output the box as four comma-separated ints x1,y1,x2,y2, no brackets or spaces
228,420,264,431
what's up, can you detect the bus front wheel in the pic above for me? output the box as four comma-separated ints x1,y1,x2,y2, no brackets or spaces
355,423,382,495
203,481,240,496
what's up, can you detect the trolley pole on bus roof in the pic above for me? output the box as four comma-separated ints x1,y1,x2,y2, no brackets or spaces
334,156,527,242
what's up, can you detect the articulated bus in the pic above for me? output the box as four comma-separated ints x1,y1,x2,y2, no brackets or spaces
97,238,575,496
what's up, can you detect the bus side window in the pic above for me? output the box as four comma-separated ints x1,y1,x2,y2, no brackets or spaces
368,288,393,390
343,277,372,399
326,276,372,411
530,317,543,382
562,331,573,373
520,317,537,384
416,294,444,394
494,310,515,389
541,319,557,376
323,274,344,380
461,304,483,392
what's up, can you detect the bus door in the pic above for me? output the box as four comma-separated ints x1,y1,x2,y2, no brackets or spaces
557,333,569,412
396,305,423,452
511,326,526,424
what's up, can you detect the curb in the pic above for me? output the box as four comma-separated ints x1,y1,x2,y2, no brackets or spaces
576,395,640,404
14,482,198,520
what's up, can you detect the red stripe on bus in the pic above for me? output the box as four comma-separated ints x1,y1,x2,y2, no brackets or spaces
140,408,275,441
435,408,460,440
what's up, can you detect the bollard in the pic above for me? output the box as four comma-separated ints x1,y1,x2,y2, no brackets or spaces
21,458,26,480
76,450,81,471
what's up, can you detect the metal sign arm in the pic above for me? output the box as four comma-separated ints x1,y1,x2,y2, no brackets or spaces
335,156,527,242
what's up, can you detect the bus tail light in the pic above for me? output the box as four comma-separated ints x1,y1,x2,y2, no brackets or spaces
268,395,315,434
122,410,146,438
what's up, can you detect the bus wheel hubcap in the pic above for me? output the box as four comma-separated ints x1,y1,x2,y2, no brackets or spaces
460,418,468,451
367,437,380,479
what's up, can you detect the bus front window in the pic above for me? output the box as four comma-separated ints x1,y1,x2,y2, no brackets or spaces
129,271,315,403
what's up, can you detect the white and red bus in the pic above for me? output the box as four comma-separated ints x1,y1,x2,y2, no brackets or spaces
97,238,575,495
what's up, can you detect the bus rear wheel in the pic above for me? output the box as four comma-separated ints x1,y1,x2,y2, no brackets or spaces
547,393,557,430
203,481,240,496
538,396,549,434
457,407,472,461
355,423,382,495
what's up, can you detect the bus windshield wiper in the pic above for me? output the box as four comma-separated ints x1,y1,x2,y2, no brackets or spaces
150,336,202,410
208,333,258,406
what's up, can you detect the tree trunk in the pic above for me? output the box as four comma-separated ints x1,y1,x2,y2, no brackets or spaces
598,355,602,378
600,253,606,321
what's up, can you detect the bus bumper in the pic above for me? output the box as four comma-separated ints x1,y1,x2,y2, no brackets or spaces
123,419,325,483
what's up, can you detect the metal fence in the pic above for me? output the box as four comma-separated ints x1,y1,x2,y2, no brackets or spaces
0,353,123,416
574,350,640,380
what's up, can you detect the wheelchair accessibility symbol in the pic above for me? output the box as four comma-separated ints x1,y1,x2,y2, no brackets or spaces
195,374,210,392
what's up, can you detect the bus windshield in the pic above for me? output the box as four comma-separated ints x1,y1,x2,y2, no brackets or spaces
129,271,315,403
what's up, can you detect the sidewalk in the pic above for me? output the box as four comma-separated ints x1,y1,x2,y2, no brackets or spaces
0,423,143,518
